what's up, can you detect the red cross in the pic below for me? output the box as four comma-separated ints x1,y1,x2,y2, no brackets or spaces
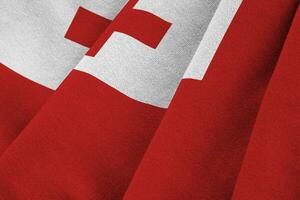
65,0,171,57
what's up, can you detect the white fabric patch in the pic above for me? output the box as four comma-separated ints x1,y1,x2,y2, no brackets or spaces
0,0,128,89
183,0,243,80
76,0,221,108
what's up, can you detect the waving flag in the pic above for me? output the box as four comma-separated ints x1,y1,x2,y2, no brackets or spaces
0,0,299,199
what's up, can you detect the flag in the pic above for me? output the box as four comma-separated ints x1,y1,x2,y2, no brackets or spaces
0,0,299,199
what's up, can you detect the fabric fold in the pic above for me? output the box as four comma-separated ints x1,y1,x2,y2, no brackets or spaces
232,5,300,199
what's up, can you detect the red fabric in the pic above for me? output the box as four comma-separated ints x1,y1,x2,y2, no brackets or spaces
232,6,300,199
0,63,53,154
65,7,112,48
123,0,299,199
0,70,165,199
